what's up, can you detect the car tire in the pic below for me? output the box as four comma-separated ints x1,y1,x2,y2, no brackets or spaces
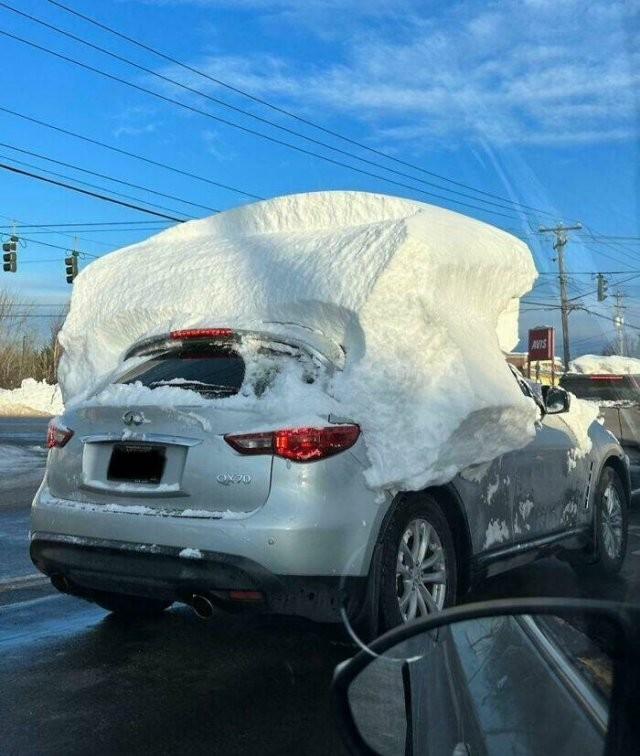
378,494,457,633
93,591,173,617
573,466,628,577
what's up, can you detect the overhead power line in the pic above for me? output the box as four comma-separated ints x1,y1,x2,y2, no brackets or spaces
2,1,563,222
0,26,529,223
579,241,640,271
0,220,172,228
44,0,569,222
580,235,640,242
583,307,640,333
0,162,186,221
564,271,640,304
0,142,220,214
0,211,146,252
0,151,198,219
520,300,640,333
536,270,640,275
13,233,99,258
2,226,168,235
579,227,640,263
0,105,263,202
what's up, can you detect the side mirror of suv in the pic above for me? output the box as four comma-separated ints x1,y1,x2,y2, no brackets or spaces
542,385,571,414
333,598,640,756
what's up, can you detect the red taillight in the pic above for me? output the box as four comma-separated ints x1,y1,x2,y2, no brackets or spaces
228,590,264,602
47,421,73,449
225,424,360,462
590,375,624,381
170,328,234,340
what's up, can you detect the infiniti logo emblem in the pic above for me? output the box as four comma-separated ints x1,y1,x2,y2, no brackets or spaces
123,410,145,426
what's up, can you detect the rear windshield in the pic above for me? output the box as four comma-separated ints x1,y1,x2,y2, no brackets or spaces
117,344,245,398
115,338,321,399
560,374,640,403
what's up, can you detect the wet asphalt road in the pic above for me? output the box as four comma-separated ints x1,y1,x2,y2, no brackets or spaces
0,416,50,447
1,597,350,755
2,415,640,754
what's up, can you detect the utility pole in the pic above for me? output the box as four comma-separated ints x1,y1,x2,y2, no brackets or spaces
613,291,626,356
538,223,582,373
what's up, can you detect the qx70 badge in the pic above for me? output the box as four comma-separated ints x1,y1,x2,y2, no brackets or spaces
217,473,252,486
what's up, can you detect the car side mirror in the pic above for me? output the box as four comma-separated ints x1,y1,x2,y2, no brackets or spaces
543,386,571,414
333,598,640,756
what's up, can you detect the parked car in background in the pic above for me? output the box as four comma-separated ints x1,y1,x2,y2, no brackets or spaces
560,372,640,492
31,330,630,634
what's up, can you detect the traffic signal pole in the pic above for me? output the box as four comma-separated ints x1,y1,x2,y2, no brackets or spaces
539,224,582,373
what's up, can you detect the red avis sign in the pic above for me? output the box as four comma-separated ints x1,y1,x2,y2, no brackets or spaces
528,327,555,361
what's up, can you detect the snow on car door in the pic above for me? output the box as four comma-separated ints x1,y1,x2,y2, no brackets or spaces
502,374,586,541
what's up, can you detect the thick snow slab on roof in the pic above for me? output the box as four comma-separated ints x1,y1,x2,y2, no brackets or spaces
59,191,539,490
570,354,640,375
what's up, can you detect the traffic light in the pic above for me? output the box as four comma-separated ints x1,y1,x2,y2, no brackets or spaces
597,273,609,302
65,252,79,284
2,236,18,273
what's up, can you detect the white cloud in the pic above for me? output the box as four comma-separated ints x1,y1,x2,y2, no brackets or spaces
153,0,639,149
112,106,160,139
201,128,234,160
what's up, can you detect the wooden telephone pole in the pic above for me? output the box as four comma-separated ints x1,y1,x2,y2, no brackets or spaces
538,223,582,372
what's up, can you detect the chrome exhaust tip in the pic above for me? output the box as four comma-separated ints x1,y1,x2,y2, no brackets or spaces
190,594,215,619
50,574,70,593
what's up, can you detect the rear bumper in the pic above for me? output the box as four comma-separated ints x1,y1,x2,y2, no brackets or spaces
32,481,386,578
30,533,367,623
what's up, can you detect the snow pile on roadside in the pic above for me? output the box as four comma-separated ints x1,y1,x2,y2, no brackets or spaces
0,379,63,416
570,354,640,375
59,191,539,491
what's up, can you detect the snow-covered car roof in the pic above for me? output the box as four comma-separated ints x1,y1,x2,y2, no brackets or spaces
59,190,541,491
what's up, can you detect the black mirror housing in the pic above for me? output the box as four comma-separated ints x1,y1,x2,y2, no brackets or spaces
544,386,571,414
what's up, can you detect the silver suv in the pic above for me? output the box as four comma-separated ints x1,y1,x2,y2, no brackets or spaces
31,328,629,633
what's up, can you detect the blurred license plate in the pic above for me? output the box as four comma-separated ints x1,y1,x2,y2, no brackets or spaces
107,444,166,484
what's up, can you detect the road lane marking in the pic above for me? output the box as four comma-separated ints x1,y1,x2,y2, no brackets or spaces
0,574,49,592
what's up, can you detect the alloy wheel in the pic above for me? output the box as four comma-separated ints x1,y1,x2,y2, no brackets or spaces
396,518,447,622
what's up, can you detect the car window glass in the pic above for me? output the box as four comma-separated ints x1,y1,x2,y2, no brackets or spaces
116,345,246,398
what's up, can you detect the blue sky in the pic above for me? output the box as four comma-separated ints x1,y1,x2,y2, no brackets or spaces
1,0,639,354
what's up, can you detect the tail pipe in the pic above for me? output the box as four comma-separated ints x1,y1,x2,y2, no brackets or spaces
190,594,215,619
50,574,70,593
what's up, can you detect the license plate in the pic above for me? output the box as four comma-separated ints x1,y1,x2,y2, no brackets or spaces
107,444,166,484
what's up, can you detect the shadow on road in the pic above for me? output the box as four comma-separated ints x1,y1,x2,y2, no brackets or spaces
1,597,351,756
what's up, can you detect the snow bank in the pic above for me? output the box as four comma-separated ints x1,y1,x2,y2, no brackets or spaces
0,379,63,416
570,354,640,375
59,191,540,491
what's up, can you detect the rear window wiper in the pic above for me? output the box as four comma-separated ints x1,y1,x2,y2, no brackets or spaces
150,380,236,393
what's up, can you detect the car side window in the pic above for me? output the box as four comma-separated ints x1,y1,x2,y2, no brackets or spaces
508,364,532,398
